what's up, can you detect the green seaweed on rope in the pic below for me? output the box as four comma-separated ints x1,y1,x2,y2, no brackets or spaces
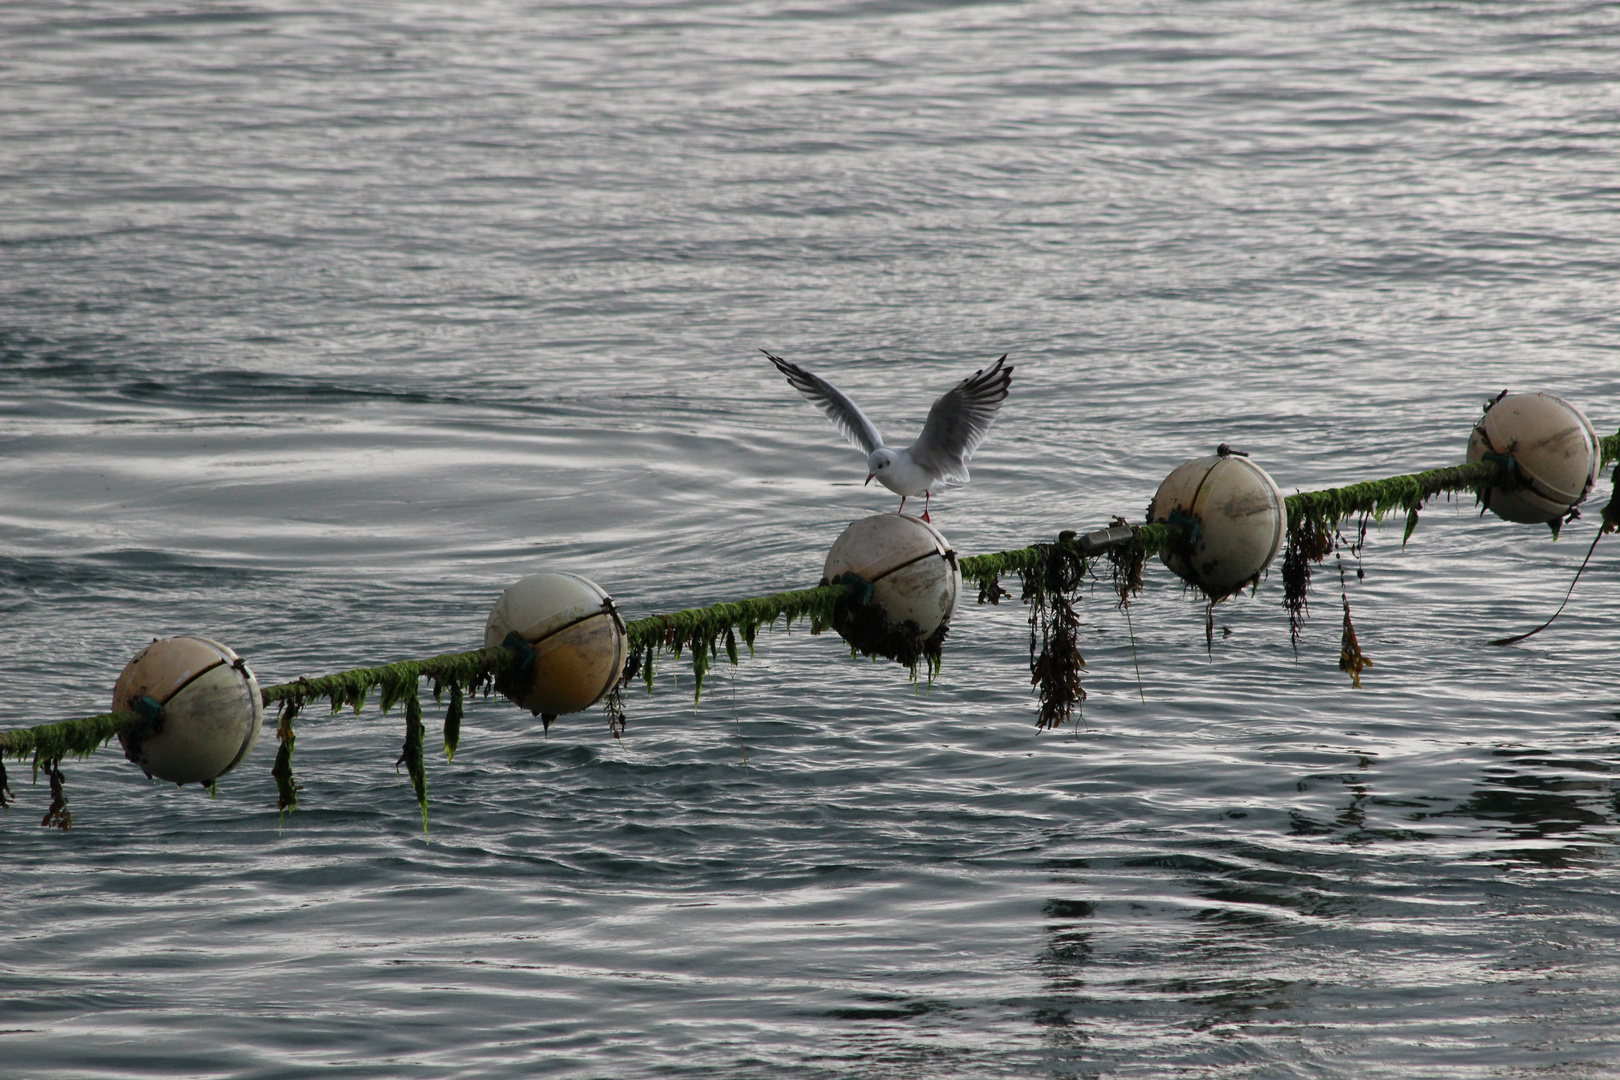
966,531,1127,727
0,710,138,765
442,682,465,761
260,645,511,714
0,711,146,830
261,646,508,820
40,758,71,830
1020,543,1091,729
1107,526,1151,606
620,583,847,704
3,431,1616,826
959,545,1046,602
272,699,300,815
395,687,427,834
1278,459,1508,650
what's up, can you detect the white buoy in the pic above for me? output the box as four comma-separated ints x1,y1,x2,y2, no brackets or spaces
485,572,627,719
1148,450,1287,599
823,514,961,661
112,636,263,786
1466,392,1600,525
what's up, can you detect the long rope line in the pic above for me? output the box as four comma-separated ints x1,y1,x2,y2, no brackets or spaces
1,442,1615,827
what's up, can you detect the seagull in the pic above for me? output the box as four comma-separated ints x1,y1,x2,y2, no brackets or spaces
763,349,1013,522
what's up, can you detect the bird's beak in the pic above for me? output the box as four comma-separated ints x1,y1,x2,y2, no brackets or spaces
865,474,874,486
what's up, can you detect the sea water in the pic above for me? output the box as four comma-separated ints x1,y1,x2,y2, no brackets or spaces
3,3,1619,1076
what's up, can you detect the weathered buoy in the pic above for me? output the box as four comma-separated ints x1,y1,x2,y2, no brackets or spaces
1466,392,1600,526
822,514,961,667
485,572,627,722
112,636,264,786
1148,448,1287,600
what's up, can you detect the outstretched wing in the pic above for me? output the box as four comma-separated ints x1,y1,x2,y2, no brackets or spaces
762,350,885,455
907,354,1012,484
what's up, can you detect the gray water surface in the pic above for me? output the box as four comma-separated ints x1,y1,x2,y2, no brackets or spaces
4,3,1620,1077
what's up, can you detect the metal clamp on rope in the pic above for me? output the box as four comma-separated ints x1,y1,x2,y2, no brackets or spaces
833,572,875,606
1064,524,1136,556
601,595,626,637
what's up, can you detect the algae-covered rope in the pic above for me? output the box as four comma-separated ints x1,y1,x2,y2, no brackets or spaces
0,453,1557,761
0,444,1612,804
620,582,850,703
0,711,141,764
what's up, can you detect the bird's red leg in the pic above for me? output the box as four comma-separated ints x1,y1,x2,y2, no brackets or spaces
897,496,907,515
921,491,931,523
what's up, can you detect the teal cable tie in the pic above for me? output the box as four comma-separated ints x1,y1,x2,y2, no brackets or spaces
833,572,874,606
499,631,536,671
1167,509,1202,544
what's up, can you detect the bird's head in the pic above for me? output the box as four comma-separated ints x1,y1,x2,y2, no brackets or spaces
865,448,896,485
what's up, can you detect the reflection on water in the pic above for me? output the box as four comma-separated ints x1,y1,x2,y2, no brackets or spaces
1032,897,1096,1080
1018,730,1620,1073
1287,744,1618,867
1436,747,1616,869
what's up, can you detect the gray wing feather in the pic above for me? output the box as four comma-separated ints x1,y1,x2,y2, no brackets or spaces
907,354,1012,484
763,350,885,455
